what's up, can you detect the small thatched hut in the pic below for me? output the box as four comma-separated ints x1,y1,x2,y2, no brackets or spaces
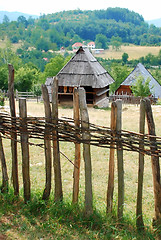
45,47,114,107
116,63,161,99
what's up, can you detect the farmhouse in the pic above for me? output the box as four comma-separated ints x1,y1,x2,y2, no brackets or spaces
45,47,114,107
116,63,161,99
72,42,83,52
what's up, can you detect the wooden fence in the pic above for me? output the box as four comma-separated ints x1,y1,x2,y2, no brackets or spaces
1,64,161,235
109,94,158,104
15,90,41,102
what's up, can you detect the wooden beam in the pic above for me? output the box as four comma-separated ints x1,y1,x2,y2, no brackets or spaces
72,88,81,204
41,84,52,200
136,99,145,230
116,100,124,220
79,87,93,216
52,77,63,201
19,98,30,202
144,98,161,237
8,64,19,195
107,101,117,213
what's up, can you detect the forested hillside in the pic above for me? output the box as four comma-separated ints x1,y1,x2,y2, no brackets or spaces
0,7,161,95
1,7,161,51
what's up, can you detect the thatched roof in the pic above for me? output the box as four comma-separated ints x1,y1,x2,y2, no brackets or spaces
121,63,161,98
56,47,114,88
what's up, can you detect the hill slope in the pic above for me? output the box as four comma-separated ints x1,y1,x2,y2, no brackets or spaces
0,11,38,22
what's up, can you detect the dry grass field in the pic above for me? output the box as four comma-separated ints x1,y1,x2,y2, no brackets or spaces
1,101,161,227
94,45,161,60
0,39,22,51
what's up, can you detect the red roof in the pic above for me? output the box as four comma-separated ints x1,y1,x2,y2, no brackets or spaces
87,41,95,46
72,42,83,48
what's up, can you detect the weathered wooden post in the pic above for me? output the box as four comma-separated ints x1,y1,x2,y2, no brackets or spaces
52,77,63,201
107,101,117,213
19,98,30,202
0,133,9,193
72,88,81,204
144,98,161,239
41,84,52,200
116,100,124,219
79,87,93,216
8,64,19,195
136,99,145,230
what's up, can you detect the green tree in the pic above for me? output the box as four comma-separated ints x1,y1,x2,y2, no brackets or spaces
131,76,152,97
122,52,129,64
36,37,50,52
111,36,122,51
17,16,28,28
43,55,71,80
0,65,8,90
3,15,10,25
109,63,131,93
15,65,39,91
95,34,109,49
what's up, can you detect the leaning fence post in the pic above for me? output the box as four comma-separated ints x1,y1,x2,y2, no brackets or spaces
144,98,161,237
8,64,19,195
116,100,124,219
41,84,52,200
107,101,117,213
79,87,93,216
136,99,145,230
19,98,30,202
0,133,9,193
52,77,63,201
72,88,81,204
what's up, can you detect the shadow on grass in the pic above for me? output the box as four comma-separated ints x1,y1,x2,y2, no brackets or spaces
0,190,157,239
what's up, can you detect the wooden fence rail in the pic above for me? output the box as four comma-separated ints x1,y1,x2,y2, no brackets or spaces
109,94,158,104
0,65,161,237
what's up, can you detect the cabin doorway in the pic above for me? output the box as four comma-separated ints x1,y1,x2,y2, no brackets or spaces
84,86,94,104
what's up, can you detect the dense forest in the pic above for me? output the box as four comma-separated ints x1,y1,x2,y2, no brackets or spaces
0,7,161,94
1,8,161,49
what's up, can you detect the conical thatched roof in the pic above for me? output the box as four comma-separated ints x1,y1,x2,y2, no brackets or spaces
121,63,161,98
56,47,114,88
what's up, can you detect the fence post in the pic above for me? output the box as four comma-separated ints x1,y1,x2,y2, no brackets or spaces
19,98,30,202
116,100,124,219
41,84,52,200
0,133,9,193
144,98,161,237
8,64,19,195
107,101,117,213
79,87,93,216
72,88,81,204
52,77,63,201
136,99,145,230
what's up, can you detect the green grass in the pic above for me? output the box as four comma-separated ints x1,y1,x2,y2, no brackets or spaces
0,190,157,239
1,102,161,239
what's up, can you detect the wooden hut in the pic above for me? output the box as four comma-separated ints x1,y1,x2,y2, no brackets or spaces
116,63,161,99
45,47,114,107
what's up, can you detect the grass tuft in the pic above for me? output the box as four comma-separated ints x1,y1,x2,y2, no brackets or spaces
0,189,157,239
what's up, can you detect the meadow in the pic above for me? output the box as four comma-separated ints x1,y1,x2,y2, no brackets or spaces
94,45,161,60
0,101,161,239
